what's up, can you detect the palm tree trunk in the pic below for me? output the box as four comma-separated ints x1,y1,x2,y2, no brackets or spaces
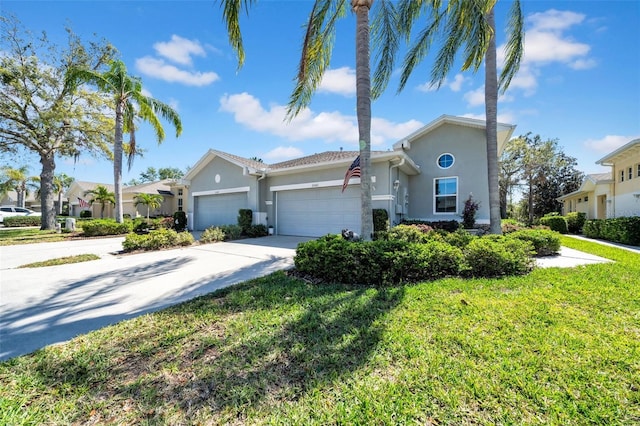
353,0,373,241
39,151,57,230
114,101,124,223
484,7,501,235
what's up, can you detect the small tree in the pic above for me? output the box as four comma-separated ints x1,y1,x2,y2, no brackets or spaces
135,193,164,219
461,194,480,229
84,185,115,219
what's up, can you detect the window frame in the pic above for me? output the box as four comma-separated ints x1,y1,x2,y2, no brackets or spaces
629,167,633,180
620,170,625,182
433,176,458,215
436,153,455,170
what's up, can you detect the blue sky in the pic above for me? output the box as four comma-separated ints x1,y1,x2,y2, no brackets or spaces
3,1,639,184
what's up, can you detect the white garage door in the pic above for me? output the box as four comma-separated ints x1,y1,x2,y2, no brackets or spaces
277,187,360,237
195,192,248,230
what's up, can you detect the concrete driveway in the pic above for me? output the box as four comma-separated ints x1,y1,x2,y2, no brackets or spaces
0,236,309,362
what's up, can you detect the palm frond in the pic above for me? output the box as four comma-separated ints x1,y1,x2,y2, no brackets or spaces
371,0,399,99
498,0,523,93
218,0,256,70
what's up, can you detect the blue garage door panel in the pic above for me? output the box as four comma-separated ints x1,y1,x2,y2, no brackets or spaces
277,187,360,237
195,192,248,230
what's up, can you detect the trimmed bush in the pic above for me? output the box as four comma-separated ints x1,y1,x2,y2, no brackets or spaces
385,224,432,243
200,226,225,243
565,212,586,234
173,211,187,232
79,210,92,218
82,219,132,237
402,219,460,232
373,209,389,233
219,224,243,240
122,228,194,251
3,215,41,227
507,229,561,256
463,237,535,278
539,215,568,234
238,209,253,234
583,217,640,246
443,228,477,248
245,224,268,238
501,219,524,234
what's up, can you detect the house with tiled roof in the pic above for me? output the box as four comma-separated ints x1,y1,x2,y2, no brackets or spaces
559,138,640,219
183,115,516,237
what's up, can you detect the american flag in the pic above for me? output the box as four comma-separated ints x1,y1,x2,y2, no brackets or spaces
342,155,361,193
78,197,91,208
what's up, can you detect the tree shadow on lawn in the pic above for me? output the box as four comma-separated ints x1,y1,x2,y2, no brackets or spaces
22,274,406,423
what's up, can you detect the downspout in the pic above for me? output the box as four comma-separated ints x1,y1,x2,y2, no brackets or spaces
389,158,405,226
256,170,267,225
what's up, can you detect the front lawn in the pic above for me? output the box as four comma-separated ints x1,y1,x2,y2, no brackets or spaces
0,237,638,424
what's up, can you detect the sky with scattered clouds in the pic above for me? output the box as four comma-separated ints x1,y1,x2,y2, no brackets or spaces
3,0,639,184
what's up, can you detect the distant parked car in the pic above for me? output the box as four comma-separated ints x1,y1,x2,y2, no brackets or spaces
0,205,41,223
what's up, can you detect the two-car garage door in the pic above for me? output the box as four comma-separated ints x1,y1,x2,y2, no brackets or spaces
276,187,360,237
194,192,248,231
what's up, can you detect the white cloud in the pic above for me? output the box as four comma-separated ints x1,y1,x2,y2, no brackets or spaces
135,56,219,86
569,58,597,70
219,92,423,146
526,9,585,32
460,111,516,124
464,87,485,107
584,135,639,153
319,67,356,96
263,146,304,161
153,35,206,66
417,73,466,93
416,81,439,93
448,74,466,92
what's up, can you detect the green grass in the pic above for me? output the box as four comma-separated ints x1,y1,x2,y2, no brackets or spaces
0,228,72,245
17,254,101,268
0,237,638,424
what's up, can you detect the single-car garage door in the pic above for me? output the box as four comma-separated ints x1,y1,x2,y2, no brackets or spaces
195,192,248,230
276,187,360,237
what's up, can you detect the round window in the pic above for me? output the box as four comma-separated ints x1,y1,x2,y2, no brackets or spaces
437,153,455,169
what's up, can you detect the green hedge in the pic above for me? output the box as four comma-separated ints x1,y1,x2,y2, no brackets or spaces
373,209,389,233
463,237,535,278
200,226,226,243
583,216,640,246
507,229,561,256
238,209,252,234
122,229,194,251
565,212,586,234
2,216,41,227
82,219,133,237
539,215,568,234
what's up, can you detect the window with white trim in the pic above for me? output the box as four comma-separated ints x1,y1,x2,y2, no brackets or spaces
629,167,633,180
434,177,458,214
620,170,625,182
437,153,455,169
637,164,640,178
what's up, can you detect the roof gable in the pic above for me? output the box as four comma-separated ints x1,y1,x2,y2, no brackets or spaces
184,149,267,180
596,138,640,166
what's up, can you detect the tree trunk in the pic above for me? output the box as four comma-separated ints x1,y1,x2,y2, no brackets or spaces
353,0,373,241
484,8,501,235
39,151,57,230
114,101,124,223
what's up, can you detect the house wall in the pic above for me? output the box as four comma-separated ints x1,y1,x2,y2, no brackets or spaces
405,123,490,223
611,156,640,217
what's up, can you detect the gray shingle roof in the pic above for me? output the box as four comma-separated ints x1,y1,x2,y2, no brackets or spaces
269,150,386,169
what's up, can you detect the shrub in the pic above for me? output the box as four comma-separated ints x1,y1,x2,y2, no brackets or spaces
245,224,268,238
200,226,226,243
507,229,561,256
401,219,460,232
461,195,480,229
565,212,587,234
219,224,243,240
385,224,431,243
79,210,92,218
501,219,524,234
464,237,535,278
3,215,41,227
539,215,568,234
583,217,640,246
173,211,187,231
373,209,389,233
122,228,194,251
237,209,253,234
443,228,477,248
82,219,132,236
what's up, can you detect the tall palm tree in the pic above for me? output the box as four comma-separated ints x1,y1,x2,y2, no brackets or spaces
84,185,115,219
377,0,524,234
67,60,182,223
216,0,397,240
134,193,164,219
0,166,39,208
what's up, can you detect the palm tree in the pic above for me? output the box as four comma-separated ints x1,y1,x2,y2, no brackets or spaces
216,0,397,241
84,185,115,219
134,193,164,219
67,59,182,223
0,166,39,208
376,0,524,234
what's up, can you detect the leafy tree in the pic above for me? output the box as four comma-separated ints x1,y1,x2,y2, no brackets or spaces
134,193,164,219
216,0,397,241
84,185,115,219
0,166,39,208
0,16,115,229
34,173,74,214
139,167,158,182
67,59,182,223
158,167,184,180
375,0,524,234
499,137,527,218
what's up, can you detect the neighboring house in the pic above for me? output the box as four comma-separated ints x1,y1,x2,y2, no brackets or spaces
66,179,181,218
0,191,41,211
559,138,640,219
183,115,516,237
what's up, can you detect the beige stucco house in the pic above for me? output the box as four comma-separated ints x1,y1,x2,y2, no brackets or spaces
559,138,640,219
182,115,516,237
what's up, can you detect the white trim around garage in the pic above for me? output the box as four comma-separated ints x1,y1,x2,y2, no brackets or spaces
270,176,377,192
191,186,251,197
